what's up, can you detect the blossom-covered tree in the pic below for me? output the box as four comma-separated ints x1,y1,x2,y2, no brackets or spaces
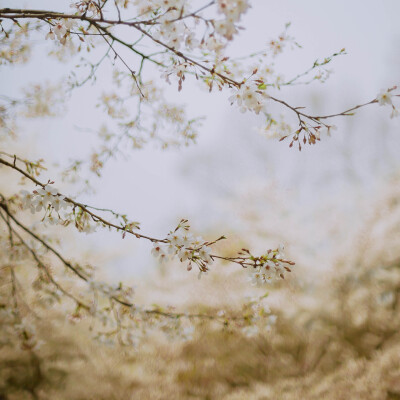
0,0,398,351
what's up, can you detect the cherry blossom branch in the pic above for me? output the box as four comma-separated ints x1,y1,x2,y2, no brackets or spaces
130,24,240,87
272,87,399,149
0,151,47,176
0,156,153,240
0,199,251,323
1,199,270,328
0,154,295,281
0,8,238,85
0,8,154,27
1,6,396,140
269,96,377,123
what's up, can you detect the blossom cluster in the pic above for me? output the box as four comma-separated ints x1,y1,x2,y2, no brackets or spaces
151,223,213,274
19,184,101,233
217,0,250,20
71,0,100,16
247,244,291,285
133,0,250,52
45,19,76,44
377,88,399,118
214,0,250,40
132,1,199,52
154,13,196,51
229,81,268,114
7,0,397,154
20,185,69,215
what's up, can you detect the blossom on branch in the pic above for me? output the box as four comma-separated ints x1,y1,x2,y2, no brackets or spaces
377,89,393,106
229,83,267,114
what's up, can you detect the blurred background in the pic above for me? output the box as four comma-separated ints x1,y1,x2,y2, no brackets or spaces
1,1,400,399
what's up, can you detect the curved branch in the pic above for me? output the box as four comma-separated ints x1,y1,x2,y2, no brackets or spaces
1,7,395,128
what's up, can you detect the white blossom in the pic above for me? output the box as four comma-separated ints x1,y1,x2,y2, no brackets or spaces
37,185,58,204
167,229,186,247
133,0,154,15
20,189,35,210
151,242,168,262
184,31,199,51
204,35,225,52
180,232,194,246
154,18,185,49
82,223,97,234
248,256,289,286
43,214,59,226
45,31,55,41
214,19,237,40
248,267,272,286
178,247,192,261
229,84,266,114
53,23,67,40
377,89,393,106
51,196,69,212
32,196,47,213
72,1,100,16
191,236,204,247
217,0,250,23
198,245,213,264
248,270,259,286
